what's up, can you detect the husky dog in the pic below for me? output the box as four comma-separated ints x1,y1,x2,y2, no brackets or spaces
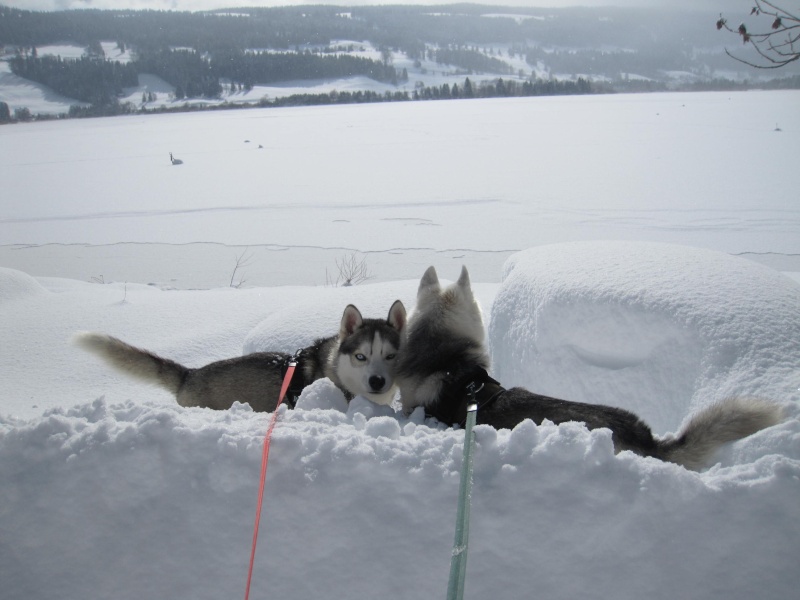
396,266,783,470
75,300,406,412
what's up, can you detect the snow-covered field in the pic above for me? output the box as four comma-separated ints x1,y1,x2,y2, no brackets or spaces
2,90,799,287
1,91,799,599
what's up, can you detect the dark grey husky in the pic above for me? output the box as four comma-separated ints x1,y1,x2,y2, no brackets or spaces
395,266,782,470
75,300,406,411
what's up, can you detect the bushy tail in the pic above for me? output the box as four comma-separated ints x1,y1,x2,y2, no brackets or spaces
658,397,784,470
73,332,187,395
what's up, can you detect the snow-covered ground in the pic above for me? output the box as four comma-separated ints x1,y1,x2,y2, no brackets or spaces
1,91,799,599
2,91,798,288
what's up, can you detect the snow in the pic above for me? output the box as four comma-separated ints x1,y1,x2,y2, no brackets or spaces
489,242,800,434
2,91,799,288
99,41,135,63
1,91,800,599
35,45,88,60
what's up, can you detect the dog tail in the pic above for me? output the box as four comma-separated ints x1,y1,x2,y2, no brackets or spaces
657,397,784,470
73,332,188,395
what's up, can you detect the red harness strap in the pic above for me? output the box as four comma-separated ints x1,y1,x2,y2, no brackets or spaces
244,359,297,600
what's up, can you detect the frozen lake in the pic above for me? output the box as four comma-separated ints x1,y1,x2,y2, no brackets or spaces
2,90,799,287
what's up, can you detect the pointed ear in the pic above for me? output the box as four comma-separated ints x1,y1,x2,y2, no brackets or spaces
457,265,471,292
387,300,407,332
418,266,440,298
340,304,363,337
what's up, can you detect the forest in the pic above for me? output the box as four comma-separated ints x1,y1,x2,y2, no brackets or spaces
1,3,798,119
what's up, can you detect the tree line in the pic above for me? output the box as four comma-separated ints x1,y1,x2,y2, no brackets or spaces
9,53,139,106
209,48,405,90
431,47,515,76
9,47,407,106
59,76,597,119
2,3,799,122
0,5,687,55
4,3,795,79
7,71,797,123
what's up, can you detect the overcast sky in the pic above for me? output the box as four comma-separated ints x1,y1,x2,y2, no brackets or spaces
4,0,734,13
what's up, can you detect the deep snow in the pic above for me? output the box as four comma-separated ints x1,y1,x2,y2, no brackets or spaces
1,91,799,599
1,241,799,600
490,242,800,433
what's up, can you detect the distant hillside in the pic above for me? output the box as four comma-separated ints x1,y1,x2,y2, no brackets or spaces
1,3,798,120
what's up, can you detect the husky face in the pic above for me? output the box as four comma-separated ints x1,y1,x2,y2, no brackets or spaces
334,300,406,405
397,266,489,413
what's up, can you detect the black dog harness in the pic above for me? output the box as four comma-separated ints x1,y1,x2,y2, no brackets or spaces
430,365,506,427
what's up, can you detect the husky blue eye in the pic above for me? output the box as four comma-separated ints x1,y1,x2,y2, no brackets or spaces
355,353,367,361
386,353,396,360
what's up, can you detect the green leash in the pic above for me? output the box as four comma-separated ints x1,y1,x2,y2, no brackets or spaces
446,399,478,600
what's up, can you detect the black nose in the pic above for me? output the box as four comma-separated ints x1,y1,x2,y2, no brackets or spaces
369,375,385,391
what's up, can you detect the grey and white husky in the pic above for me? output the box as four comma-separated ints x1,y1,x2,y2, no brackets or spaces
75,300,406,411
396,266,783,470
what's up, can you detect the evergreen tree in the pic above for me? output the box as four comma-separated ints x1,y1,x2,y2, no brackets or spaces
14,107,32,121
463,77,474,98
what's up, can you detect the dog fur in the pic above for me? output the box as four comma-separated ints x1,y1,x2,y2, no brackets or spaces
395,266,783,470
75,300,406,411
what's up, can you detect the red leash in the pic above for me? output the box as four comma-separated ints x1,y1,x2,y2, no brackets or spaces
244,359,297,600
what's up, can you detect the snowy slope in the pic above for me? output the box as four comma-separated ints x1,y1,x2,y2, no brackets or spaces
0,62,89,115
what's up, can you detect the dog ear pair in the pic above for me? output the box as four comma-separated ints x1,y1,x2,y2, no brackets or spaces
417,265,472,298
339,300,407,337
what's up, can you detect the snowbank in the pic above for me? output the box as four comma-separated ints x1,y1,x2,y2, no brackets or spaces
1,242,799,599
2,395,798,599
242,287,408,355
0,266,48,302
489,242,800,434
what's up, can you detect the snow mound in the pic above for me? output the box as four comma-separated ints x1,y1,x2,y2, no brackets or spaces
489,242,800,433
0,267,48,302
1,396,798,600
243,295,344,354
242,282,414,355
295,377,349,412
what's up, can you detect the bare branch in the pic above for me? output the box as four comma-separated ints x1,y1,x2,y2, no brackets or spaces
717,1,800,69
328,252,374,287
230,248,253,288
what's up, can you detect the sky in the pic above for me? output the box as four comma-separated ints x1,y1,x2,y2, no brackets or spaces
3,0,734,14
